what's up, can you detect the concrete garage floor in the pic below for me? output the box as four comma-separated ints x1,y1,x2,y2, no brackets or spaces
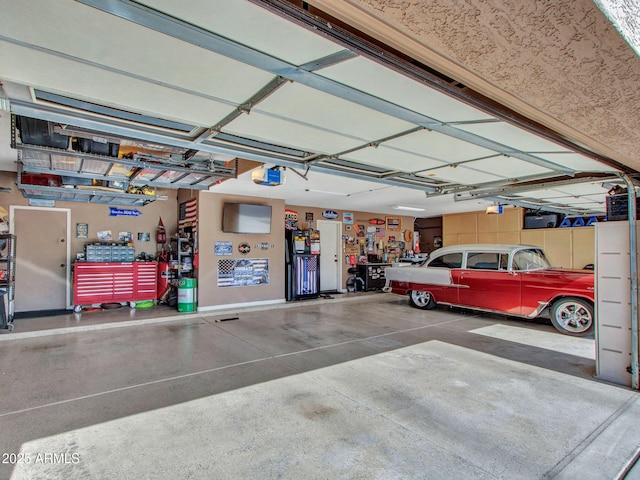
0,294,639,479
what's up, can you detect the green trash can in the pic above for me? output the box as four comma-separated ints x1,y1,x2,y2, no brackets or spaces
177,277,197,312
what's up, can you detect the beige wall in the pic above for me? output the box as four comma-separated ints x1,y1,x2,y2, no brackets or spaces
196,191,285,309
66,190,179,259
0,172,179,260
0,169,418,310
287,204,415,287
442,206,595,268
195,197,414,308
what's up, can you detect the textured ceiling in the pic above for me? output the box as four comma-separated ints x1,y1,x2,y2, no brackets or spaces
309,0,640,170
594,0,640,57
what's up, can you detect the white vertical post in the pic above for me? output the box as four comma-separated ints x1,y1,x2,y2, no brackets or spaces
620,174,639,390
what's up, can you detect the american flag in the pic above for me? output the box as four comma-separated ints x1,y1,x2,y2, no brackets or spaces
179,198,197,229
218,258,270,287
296,255,318,295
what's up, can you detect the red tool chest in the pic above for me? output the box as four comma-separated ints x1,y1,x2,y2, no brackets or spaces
134,261,158,302
73,262,157,311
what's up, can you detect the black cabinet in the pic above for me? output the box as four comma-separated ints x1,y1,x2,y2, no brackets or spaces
285,229,320,300
357,263,390,291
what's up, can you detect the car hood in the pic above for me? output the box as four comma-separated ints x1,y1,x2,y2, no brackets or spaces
524,268,594,289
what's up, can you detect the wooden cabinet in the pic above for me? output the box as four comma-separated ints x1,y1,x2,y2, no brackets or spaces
73,262,157,311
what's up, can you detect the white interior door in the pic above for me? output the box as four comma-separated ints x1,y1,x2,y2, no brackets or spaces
317,220,342,292
11,206,70,312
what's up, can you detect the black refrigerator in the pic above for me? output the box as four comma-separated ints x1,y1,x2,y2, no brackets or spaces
285,229,320,301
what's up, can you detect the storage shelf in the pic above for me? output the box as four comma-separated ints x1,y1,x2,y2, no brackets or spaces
0,234,16,331
17,164,158,206
175,237,194,278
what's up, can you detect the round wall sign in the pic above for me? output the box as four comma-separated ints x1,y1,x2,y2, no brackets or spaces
238,242,251,255
322,210,339,220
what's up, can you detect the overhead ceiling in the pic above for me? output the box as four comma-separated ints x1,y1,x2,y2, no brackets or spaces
0,0,636,217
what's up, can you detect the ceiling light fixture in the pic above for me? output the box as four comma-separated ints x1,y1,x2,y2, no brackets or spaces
392,205,425,212
305,189,349,196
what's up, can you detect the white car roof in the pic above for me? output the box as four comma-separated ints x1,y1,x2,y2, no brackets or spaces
430,244,542,255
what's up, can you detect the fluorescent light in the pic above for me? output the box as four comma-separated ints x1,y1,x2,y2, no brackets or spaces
392,205,425,212
305,189,349,196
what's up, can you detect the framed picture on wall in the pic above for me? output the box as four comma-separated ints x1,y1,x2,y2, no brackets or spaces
386,217,401,231
76,223,88,239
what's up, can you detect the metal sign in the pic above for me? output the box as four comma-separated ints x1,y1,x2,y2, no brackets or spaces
109,207,141,217
322,210,338,220
215,241,233,256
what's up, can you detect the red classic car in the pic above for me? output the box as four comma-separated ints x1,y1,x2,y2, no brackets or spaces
383,244,595,336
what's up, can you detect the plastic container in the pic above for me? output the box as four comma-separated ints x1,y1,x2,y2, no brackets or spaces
73,137,120,157
16,116,69,149
177,277,197,312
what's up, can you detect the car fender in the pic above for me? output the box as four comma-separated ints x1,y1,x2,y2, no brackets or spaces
525,294,594,319
385,265,453,286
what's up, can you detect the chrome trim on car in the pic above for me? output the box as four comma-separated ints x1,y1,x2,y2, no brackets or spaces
526,301,550,319
431,302,525,318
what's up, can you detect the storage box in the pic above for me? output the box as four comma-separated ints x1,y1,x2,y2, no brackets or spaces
73,137,119,157
16,116,69,149
21,173,62,187
606,194,640,221
84,244,135,262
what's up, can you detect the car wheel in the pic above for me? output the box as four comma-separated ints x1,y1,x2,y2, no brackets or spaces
550,297,594,336
409,290,436,310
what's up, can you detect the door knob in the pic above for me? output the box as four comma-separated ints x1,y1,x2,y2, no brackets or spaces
60,264,66,268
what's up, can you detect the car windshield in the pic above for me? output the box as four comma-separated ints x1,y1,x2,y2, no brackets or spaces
512,248,551,271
